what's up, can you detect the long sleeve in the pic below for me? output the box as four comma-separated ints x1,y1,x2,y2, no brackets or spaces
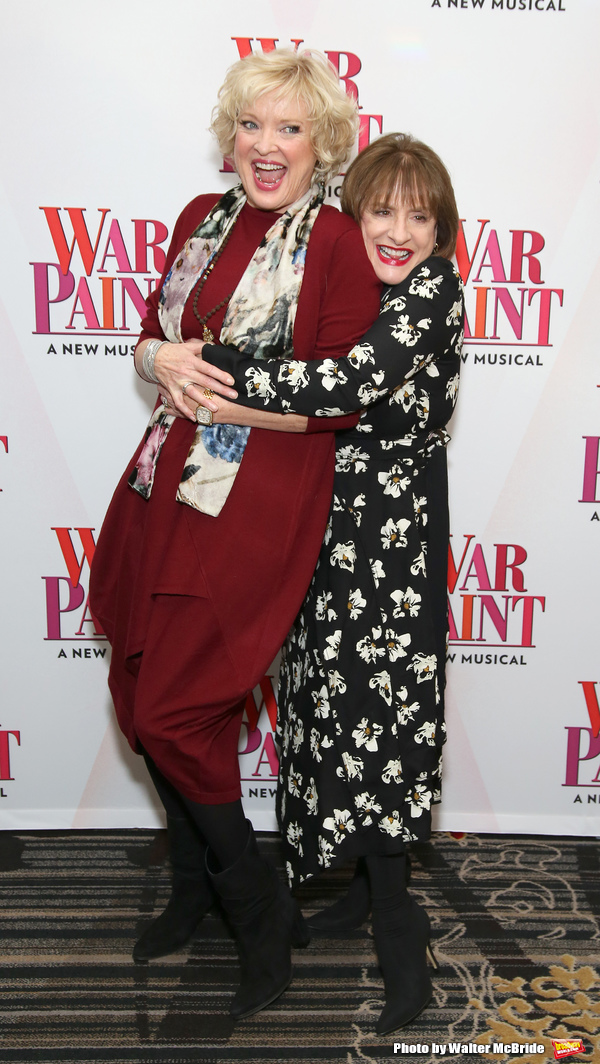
205,257,463,418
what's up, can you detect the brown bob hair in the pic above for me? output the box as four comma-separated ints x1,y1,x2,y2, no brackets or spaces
340,133,459,260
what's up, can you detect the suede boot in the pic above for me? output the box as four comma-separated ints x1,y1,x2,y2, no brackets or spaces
133,815,215,962
366,852,437,1035
307,854,412,932
307,857,370,931
207,821,309,1020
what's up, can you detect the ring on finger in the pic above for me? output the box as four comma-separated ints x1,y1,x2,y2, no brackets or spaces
181,381,195,397
195,405,213,426
203,388,215,400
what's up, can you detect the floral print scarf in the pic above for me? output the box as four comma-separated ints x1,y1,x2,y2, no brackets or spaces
129,182,324,516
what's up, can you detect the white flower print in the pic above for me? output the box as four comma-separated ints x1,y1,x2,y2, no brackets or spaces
286,821,304,853
380,435,414,450
391,314,424,347
323,630,342,661
328,669,347,695
336,751,364,780
381,517,411,550
409,266,442,299
347,588,367,619
288,765,303,797
352,716,384,751
356,627,385,663
446,297,463,325
310,728,334,761
348,342,376,368
347,494,366,527
315,406,347,417
303,778,318,814
381,758,404,784
410,549,426,575
318,835,335,868
245,366,276,399
330,541,357,572
446,373,460,402
358,381,386,406
396,698,420,726
322,808,356,844
312,685,331,718
408,652,437,683
416,390,430,426
277,360,309,393
292,661,302,693
354,791,382,826
415,721,437,746
378,810,406,837
390,380,416,411
335,444,369,474
316,590,337,622
291,719,304,753
369,670,393,706
383,628,411,661
317,359,349,391
390,586,422,620
378,465,412,497
382,294,407,314
413,496,427,526
405,784,432,818
370,558,386,587
323,516,333,545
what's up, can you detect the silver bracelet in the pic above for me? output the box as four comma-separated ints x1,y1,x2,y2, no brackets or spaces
141,339,166,383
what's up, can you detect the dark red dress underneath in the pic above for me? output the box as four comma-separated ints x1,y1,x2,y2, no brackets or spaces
90,194,380,803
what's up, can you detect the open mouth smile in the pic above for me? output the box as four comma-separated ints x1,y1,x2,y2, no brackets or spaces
376,246,413,266
251,161,287,188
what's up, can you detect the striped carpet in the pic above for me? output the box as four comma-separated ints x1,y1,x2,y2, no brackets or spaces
0,830,598,1063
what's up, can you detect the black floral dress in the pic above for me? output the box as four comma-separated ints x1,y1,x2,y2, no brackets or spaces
207,256,464,886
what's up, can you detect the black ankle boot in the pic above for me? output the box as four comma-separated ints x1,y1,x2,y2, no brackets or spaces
308,853,412,932
366,852,437,1035
307,857,370,931
133,815,215,962
207,821,309,1020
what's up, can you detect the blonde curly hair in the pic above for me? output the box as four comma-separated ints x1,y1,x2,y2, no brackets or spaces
211,49,358,185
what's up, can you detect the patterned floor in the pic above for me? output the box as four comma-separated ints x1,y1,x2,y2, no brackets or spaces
0,830,598,1064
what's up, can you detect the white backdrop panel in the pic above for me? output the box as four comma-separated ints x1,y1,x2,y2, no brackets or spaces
0,0,598,833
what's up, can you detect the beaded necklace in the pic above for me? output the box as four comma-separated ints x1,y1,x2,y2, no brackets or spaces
192,221,236,342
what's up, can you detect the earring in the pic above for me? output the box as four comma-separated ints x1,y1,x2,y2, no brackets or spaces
433,242,439,254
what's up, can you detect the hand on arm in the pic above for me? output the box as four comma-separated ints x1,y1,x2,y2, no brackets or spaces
203,260,464,418
134,337,238,421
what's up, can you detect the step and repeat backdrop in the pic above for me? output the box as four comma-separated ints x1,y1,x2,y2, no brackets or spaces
1,0,598,834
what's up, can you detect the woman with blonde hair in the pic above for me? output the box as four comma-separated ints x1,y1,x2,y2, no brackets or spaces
90,49,380,1020
187,132,464,1034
